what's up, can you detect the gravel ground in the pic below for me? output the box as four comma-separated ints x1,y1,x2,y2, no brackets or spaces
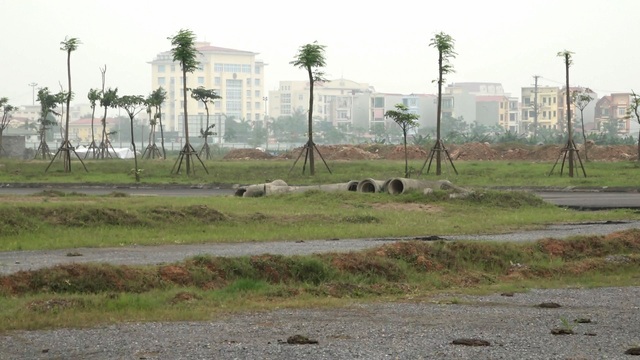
1,287,638,359
2,220,639,275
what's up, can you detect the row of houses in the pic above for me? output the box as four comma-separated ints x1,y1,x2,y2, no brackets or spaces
5,43,637,145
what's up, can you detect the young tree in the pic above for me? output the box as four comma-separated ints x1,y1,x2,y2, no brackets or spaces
141,95,162,159
115,95,146,182
0,97,17,156
385,103,420,178
148,87,167,159
628,91,640,162
290,41,331,175
549,50,585,177
168,29,207,175
35,87,64,160
572,88,594,161
49,36,85,173
190,86,221,159
98,87,119,158
85,88,101,158
422,32,458,176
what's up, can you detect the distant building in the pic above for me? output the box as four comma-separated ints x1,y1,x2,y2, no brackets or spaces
149,42,266,142
594,93,633,135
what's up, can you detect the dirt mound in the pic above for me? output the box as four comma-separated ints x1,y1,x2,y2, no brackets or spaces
325,146,380,160
234,143,638,161
449,143,499,160
223,149,274,160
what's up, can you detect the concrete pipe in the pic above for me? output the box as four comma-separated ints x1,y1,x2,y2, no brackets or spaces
356,178,386,193
386,178,434,195
266,182,355,195
347,180,359,192
237,179,288,197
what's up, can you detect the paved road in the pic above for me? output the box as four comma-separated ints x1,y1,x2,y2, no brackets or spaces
2,184,640,209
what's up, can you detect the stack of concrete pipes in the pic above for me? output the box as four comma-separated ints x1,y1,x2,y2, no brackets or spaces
235,178,469,197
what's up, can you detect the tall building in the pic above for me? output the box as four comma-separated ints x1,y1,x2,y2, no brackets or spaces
149,42,266,143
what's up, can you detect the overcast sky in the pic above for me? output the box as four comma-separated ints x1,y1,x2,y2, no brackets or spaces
2,0,639,107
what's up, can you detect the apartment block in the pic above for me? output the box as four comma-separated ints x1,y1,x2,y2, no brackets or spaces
149,42,265,142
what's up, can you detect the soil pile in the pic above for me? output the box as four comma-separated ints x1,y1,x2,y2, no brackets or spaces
238,143,638,162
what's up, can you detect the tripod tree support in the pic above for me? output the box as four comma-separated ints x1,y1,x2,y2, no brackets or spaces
550,50,586,178
419,139,458,176
288,141,332,175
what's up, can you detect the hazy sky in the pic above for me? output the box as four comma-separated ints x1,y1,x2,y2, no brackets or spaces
2,0,639,107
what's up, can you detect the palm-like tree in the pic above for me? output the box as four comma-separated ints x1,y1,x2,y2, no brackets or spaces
168,29,207,175
48,36,87,173
289,41,331,175
190,86,221,159
422,32,458,176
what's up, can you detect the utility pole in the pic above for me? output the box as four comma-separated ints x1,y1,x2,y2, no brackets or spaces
28,82,38,105
532,75,540,141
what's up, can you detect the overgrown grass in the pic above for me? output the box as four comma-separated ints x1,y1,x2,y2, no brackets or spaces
1,189,638,251
1,158,640,188
1,230,638,331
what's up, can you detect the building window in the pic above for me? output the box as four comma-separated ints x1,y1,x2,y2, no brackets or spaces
281,93,291,104
246,101,251,110
242,65,251,73
255,90,260,97
246,78,251,86
246,90,251,97
254,65,261,74
214,63,223,72
246,113,251,120
298,94,303,101
158,65,166,73
255,101,261,109
158,77,166,86
442,98,453,108
618,107,626,116
198,77,204,85
225,79,243,118
254,78,260,86
215,77,221,86
171,64,176,72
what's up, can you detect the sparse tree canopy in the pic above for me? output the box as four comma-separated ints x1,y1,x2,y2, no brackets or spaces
168,28,207,175
386,103,420,178
190,86,221,159
425,31,457,176
168,29,200,73
289,41,329,175
115,95,147,182
430,32,457,84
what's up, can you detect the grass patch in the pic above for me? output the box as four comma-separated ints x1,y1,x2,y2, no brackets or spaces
1,189,638,251
1,230,638,331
